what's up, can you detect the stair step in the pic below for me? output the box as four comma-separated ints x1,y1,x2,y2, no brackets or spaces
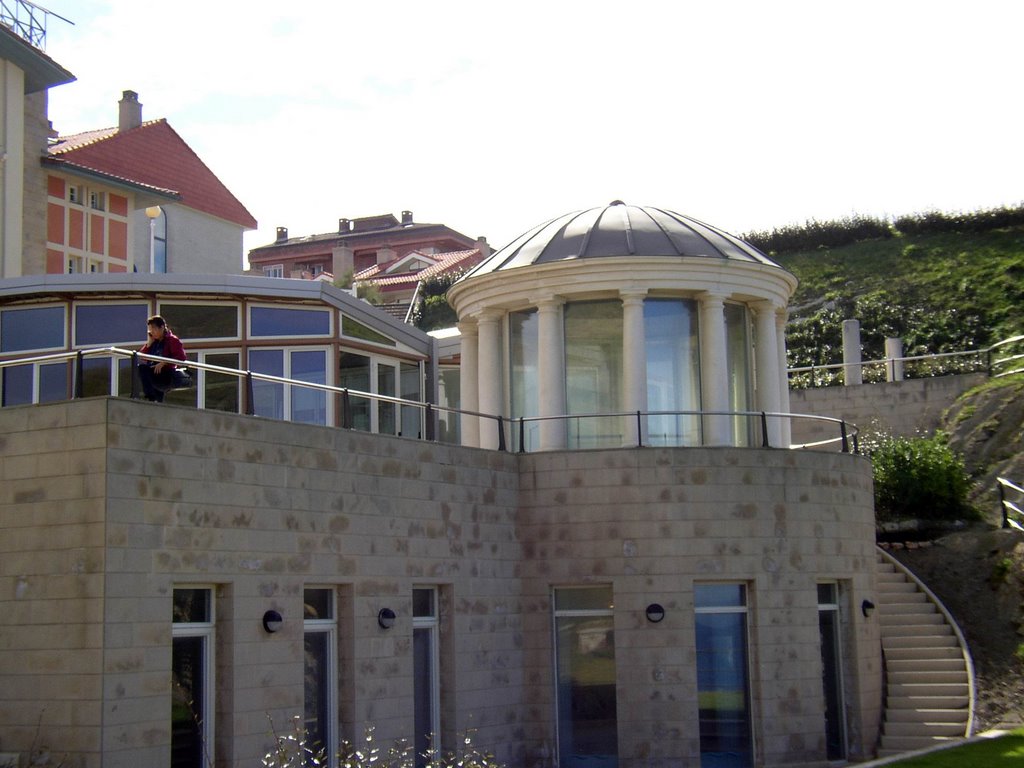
888,669,968,685
879,591,931,605
888,679,966,696
880,611,945,625
887,658,967,673
886,694,970,710
878,581,928,595
884,646,963,661
880,630,958,651
885,708,968,723
878,735,961,753
883,720,968,738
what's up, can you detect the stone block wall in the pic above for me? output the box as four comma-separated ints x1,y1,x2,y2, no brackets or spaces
517,447,880,767
0,400,109,762
789,373,987,446
0,398,879,767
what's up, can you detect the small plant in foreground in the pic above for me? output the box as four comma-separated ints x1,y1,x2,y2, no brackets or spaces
262,719,505,768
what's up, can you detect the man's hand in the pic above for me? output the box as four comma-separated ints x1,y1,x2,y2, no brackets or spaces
154,362,166,374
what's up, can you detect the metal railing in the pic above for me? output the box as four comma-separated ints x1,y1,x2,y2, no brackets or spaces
997,477,1024,531
788,334,1024,388
0,345,859,453
0,0,72,49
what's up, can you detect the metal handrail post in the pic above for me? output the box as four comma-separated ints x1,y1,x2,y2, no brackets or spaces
341,389,352,429
636,411,643,448
760,412,770,448
130,351,140,399
497,416,507,452
518,417,526,454
424,403,435,442
1000,482,1009,529
840,421,849,453
244,371,255,416
73,351,84,399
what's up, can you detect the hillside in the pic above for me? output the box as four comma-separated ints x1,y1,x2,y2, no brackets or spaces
764,214,1024,732
771,226,1024,374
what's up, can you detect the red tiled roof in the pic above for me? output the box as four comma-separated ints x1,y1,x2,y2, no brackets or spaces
354,249,484,288
49,119,257,229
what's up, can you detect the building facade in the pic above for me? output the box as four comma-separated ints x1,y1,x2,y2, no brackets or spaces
0,204,883,768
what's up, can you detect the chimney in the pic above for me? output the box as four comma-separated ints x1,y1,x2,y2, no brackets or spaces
475,236,491,258
376,246,397,266
401,210,414,226
118,90,143,132
339,218,351,233
276,227,289,243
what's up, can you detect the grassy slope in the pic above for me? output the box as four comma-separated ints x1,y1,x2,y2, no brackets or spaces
774,227,1024,369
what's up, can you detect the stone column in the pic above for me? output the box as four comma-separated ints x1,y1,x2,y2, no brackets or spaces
842,319,863,385
621,289,648,446
753,300,783,447
537,296,566,451
776,307,792,448
476,311,503,449
698,293,730,446
457,321,479,448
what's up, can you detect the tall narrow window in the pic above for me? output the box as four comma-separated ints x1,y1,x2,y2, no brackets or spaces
305,588,337,766
564,301,623,449
724,304,752,446
695,583,752,768
818,583,847,760
509,309,539,451
645,298,701,446
553,586,618,767
413,587,440,767
172,588,214,768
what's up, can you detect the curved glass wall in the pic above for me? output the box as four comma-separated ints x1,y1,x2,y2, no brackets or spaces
645,298,701,446
564,301,623,449
509,309,539,451
724,304,752,446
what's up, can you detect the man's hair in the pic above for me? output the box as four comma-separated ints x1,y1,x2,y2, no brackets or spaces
147,315,167,329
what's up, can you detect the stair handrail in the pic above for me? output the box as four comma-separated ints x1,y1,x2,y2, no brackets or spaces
997,477,1024,531
876,547,976,738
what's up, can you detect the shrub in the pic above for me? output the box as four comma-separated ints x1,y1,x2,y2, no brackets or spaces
867,432,975,523
262,718,505,768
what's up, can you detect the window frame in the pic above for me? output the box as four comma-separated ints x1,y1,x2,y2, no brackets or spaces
156,301,243,343
247,303,334,340
412,586,441,765
694,581,754,768
248,345,333,425
304,587,338,768
72,300,151,348
0,303,68,355
817,581,848,761
551,584,618,767
171,586,215,768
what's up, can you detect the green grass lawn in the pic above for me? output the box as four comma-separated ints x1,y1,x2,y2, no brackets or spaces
883,729,1024,766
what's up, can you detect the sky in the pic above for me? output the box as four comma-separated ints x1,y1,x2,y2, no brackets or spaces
33,0,1024,260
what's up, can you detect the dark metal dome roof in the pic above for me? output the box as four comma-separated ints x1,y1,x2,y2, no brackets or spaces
465,201,779,278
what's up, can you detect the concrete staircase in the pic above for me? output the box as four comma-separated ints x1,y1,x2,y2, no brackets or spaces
876,548,975,757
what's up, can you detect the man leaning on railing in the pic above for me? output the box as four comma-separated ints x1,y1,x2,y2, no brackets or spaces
138,315,191,402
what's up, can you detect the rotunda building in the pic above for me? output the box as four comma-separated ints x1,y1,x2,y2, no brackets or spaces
447,202,798,451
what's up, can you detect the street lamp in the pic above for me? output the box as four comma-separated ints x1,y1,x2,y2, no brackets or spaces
145,206,162,273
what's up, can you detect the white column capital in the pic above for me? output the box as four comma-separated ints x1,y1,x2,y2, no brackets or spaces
698,291,727,309
536,294,565,310
619,288,648,305
751,298,781,315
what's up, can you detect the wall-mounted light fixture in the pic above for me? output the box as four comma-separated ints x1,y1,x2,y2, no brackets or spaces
262,609,283,633
861,599,876,618
645,603,666,623
378,607,396,630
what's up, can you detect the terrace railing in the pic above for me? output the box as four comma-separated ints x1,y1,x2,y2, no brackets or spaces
0,345,859,454
788,334,1024,388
